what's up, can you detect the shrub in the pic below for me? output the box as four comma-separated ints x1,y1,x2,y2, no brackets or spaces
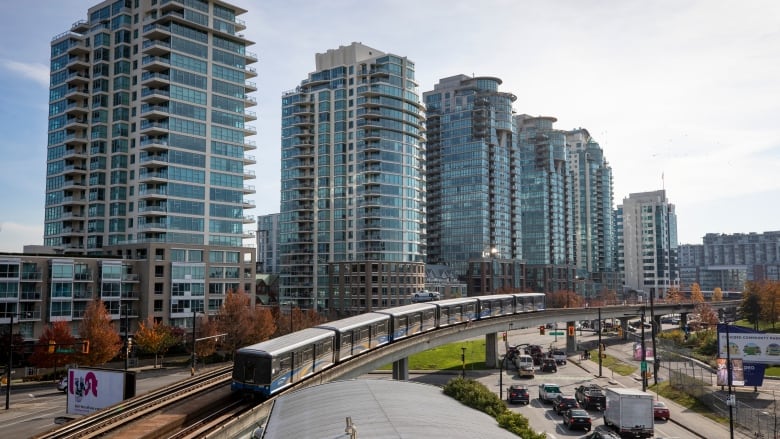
443,377,545,438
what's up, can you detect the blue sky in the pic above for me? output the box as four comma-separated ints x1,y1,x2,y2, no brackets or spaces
1,0,779,252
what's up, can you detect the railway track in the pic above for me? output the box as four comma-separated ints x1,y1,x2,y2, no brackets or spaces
33,366,234,439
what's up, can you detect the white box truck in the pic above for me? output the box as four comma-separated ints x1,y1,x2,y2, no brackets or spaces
603,387,654,438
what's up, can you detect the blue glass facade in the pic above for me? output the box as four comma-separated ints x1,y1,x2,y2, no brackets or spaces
279,44,426,313
516,115,575,292
424,75,520,284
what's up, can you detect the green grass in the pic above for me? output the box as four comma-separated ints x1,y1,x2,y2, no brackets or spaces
649,381,728,425
378,339,488,371
588,350,637,376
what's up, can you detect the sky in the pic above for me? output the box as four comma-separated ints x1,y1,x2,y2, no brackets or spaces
1,0,779,253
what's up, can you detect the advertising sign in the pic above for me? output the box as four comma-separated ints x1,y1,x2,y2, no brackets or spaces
632,342,654,361
66,368,126,416
716,358,745,386
717,326,780,364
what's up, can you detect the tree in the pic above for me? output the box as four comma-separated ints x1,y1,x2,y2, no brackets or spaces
545,291,583,309
247,307,276,345
189,315,218,367
712,287,723,302
666,287,682,304
79,299,122,366
215,291,253,356
29,321,76,371
690,283,704,304
740,282,762,331
758,281,780,329
134,318,181,368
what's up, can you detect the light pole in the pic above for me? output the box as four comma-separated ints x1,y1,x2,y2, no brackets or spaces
124,303,130,371
461,347,466,378
499,354,504,400
650,290,658,386
191,310,197,376
641,306,647,392
725,320,734,439
597,307,603,377
5,311,30,410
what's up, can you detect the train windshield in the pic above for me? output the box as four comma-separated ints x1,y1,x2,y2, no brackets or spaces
235,355,272,384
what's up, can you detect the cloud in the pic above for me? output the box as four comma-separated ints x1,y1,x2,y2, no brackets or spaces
0,221,42,253
1,59,49,87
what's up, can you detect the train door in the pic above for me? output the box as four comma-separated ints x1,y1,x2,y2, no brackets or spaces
316,338,334,370
340,331,354,361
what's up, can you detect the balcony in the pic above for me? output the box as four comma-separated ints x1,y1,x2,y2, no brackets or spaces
244,80,257,92
65,102,89,116
142,39,171,56
243,154,256,164
65,71,89,86
140,137,169,152
141,55,170,72
140,120,169,135
141,103,170,119
139,170,168,183
140,88,170,103
65,86,88,100
138,187,168,199
139,204,167,214
63,134,88,147
142,23,170,39
64,117,88,130
242,199,256,208
141,71,170,87
242,184,255,193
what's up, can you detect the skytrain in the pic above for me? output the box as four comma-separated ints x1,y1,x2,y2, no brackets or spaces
231,293,545,398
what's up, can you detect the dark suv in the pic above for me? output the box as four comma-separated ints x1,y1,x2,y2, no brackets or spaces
540,358,558,373
553,395,579,414
506,384,530,405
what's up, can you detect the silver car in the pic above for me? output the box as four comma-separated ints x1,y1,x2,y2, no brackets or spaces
57,376,67,392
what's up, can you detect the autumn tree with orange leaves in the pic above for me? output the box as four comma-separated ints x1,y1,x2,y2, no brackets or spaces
79,299,122,366
134,318,181,368
545,291,583,309
248,307,276,345
29,321,76,371
215,291,253,356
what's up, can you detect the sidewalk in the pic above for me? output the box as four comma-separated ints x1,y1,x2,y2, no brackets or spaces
572,355,753,439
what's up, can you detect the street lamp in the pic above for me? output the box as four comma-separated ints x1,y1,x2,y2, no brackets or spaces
597,307,603,377
123,303,130,371
724,320,735,439
190,310,202,377
461,347,467,378
641,306,647,392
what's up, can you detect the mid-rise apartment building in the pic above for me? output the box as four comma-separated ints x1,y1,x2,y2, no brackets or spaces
617,190,678,299
35,0,257,335
279,43,426,315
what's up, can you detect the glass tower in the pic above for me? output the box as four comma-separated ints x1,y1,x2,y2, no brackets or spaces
45,0,256,251
423,75,522,292
279,43,426,314
565,129,618,294
516,115,575,292
44,0,257,328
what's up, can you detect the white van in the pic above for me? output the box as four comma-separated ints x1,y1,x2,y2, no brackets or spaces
514,354,535,377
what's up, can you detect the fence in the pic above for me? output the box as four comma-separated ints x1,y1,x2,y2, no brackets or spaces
660,340,779,438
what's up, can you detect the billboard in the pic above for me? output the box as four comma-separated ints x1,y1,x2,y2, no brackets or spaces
66,368,126,416
632,342,654,361
717,327,780,364
716,358,745,386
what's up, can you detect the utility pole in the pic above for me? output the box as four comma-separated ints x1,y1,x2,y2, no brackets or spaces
597,307,602,377
124,303,130,371
725,321,734,439
650,290,658,386
461,347,466,378
641,306,647,391
5,313,14,410
191,310,197,376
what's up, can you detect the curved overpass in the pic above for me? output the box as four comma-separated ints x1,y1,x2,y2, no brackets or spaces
213,300,739,438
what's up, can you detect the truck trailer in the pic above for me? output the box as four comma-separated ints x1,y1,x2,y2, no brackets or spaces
603,387,654,438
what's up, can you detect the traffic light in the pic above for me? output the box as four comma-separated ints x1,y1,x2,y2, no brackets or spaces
48,340,56,353
567,326,575,336
81,340,90,354
539,325,545,335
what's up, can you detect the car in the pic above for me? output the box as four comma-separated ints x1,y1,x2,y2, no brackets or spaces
514,354,535,378
540,358,558,373
562,408,592,431
538,383,562,403
575,384,606,410
57,376,67,392
553,394,579,415
506,384,530,405
583,425,622,439
549,348,567,365
653,401,670,420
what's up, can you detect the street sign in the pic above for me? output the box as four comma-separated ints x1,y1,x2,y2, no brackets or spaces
549,331,564,336
641,361,647,372
55,348,75,354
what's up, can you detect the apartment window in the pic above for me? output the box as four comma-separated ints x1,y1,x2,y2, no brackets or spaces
154,282,164,295
153,300,163,312
154,265,164,278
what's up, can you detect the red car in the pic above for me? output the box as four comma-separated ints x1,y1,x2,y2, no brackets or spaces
653,401,670,420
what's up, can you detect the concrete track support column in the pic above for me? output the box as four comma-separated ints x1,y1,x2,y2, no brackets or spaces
392,357,409,380
566,320,577,354
619,317,630,340
486,332,498,368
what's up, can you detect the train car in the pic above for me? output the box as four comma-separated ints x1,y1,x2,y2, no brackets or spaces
317,312,390,362
232,327,336,398
477,294,516,318
433,297,479,327
514,292,546,312
376,303,437,342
